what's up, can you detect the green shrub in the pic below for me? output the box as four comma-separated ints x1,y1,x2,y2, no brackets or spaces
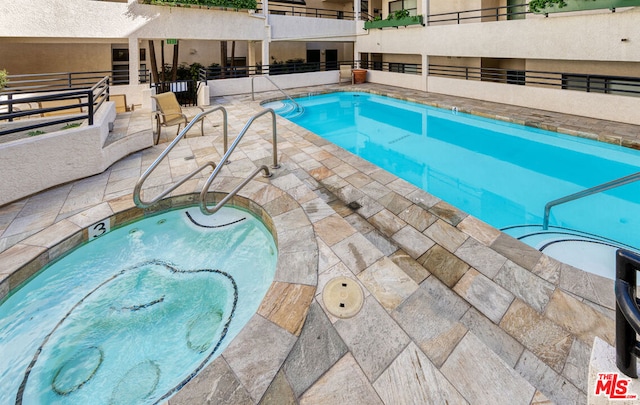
528,0,567,12
0,69,7,91
142,0,257,10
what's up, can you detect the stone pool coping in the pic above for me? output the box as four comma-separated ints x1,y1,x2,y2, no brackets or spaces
0,83,634,403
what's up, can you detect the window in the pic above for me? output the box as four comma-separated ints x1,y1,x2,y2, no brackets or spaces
506,70,525,85
389,63,419,74
388,0,417,16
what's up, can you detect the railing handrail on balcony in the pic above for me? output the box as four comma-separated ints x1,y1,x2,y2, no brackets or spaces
0,76,110,136
256,3,368,20
429,64,640,97
360,61,423,75
427,3,529,24
2,70,151,94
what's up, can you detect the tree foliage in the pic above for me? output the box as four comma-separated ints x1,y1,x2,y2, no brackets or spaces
0,69,7,91
528,0,568,12
142,0,257,10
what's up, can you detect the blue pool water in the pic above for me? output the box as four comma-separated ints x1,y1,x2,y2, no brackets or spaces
0,206,277,404
266,92,640,277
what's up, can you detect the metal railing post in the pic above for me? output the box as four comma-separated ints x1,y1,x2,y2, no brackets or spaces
8,94,13,122
87,90,94,126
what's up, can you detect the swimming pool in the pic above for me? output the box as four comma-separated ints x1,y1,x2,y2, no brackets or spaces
0,205,277,404
265,91,640,278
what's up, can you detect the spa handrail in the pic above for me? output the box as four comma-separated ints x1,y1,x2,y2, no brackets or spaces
133,106,228,208
199,108,280,215
543,171,640,229
251,75,302,112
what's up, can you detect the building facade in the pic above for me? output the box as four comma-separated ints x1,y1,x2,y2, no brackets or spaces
0,0,639,123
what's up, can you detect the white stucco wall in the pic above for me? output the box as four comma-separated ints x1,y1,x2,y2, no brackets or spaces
367,70,426,91
208,71,339,96
357,8,640,62
0,0,266,41
0,103,153,205
269,15,358,41
425,8,640,61
428,76,640,126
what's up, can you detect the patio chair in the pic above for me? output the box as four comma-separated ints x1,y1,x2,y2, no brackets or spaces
110,94,133,113
339,65,353,85
151,92,204,144
39,98,83,117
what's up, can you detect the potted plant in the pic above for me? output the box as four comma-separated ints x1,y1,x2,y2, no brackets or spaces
529,0,640,13
0,70,7,91
352,68,367,84
364,9,424,29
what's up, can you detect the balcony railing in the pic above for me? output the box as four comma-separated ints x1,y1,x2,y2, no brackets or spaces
256,3,369,20
200,61,360,79
0,75,110,136
427,3,529,25
429,64,640,97
360,61,423,75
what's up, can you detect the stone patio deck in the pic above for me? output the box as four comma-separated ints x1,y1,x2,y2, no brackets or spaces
1,83,636,405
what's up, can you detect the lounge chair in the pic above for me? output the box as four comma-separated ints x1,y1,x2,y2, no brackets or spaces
110,94,133,113
38,98,83,117
339,65,353,85
151,92,203,144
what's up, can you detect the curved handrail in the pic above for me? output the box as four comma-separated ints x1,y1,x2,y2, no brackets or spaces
251,75,302,112
543,171,640,230
199,108,279,215
615,248,640,378
133,106,228,208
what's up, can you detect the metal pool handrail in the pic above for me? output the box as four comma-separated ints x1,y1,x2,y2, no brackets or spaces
615,249,640,378
200,108,280,215
251,75,302,112
543,171,640,230
133,106,228,208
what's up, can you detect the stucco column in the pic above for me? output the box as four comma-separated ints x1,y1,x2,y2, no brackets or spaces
423,54,429,92
263,0,269,22
354,0,360,21
128,37,140,85
424,0,429,25
262,38,270,75
248,41,256,68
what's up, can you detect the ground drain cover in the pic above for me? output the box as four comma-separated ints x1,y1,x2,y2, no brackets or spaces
322,276,364,319
347,201,361,210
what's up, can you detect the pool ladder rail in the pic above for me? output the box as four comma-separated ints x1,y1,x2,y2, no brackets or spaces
251,75,303,114
543,170,640,229
133,106,280,215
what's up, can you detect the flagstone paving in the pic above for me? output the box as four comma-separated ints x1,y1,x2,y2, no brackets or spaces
1,83,635,404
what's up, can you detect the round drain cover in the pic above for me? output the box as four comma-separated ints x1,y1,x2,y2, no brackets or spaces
322,277,364,319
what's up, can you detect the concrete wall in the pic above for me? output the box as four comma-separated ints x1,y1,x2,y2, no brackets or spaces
0,0,266,41
368,70,427,91
425,8,640,61
0,43,113,75
208,71,340,96
269,15,357,41
428,76,640,125
0,102,153,206
357,7,640,62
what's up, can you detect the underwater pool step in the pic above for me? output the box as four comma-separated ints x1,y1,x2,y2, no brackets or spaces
501,224,638,280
